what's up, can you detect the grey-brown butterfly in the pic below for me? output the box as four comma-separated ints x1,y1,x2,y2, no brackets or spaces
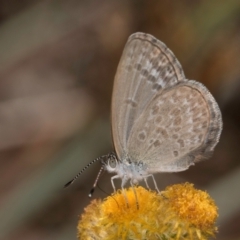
65,33,222,199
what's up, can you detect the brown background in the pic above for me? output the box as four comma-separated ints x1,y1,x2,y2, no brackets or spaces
0,0,240,239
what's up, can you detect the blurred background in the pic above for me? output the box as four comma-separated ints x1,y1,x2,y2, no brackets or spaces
0,0,240,239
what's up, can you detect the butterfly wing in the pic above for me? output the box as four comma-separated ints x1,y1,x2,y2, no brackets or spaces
127,80,222,172
111,33,185,160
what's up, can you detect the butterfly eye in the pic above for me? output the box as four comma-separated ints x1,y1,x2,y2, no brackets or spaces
108,157,117,169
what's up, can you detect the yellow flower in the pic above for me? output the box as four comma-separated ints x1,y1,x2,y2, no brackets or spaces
77,183,218,240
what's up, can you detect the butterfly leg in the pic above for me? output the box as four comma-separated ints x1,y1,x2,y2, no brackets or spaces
144,174,160,193
111,175,119,192
121,175,130,207
111,175,130,207
143,177,151,190
130,179,139,209
150,174,160,193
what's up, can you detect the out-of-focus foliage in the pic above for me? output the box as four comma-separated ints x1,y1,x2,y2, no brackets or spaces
0,1,240,239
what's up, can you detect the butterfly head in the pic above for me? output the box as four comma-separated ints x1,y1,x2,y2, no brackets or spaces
101,152,120,173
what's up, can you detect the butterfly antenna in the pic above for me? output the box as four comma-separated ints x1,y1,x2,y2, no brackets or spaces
89,166,104,197
64,155,106,188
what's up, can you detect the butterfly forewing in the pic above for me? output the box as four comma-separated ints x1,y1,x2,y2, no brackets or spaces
127,80,222,172
111,33,185,161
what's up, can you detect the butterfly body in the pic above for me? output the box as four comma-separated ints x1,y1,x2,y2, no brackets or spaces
103,152,149,185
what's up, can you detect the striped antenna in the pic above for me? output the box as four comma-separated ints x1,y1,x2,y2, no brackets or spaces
64,154,107,188
89,166,104,197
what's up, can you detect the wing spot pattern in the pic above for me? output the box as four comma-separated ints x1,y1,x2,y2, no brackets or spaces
173,150,179,157
172,134,178,139
138,131,146,141
153,140,161,147
135,63,142,71
151,105,159,115
170,108,181,116
156,127,168,138
154,116,162,124
177,139,185,148
152,83,162,91
173,116,182,126
125,99,138,108
141,69,149,77
148,75,157,83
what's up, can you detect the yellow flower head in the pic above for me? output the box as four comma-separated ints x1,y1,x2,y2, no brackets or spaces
78,183,218,240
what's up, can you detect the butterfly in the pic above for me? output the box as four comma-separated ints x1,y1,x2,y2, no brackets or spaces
65,33,222,199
